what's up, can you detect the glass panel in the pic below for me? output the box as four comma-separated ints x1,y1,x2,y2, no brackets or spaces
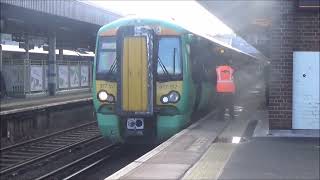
157,37,182,75
97,51,116,73
97,37,116,74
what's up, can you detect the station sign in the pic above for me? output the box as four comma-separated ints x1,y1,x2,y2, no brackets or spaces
11,34,47,47
18,42,35,50
29,36,47,47
12,33,24,42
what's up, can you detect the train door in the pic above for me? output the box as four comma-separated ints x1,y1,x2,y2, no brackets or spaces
116,26,155,116
293,51,320,129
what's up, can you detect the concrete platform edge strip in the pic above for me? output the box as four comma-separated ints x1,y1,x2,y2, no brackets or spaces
105,110,218,180
0,97,93,116
181,111,256,180
181,143,236,180
267,129,320,138
253,113,320,138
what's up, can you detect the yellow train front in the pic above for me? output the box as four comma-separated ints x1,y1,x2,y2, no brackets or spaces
93,17,215,144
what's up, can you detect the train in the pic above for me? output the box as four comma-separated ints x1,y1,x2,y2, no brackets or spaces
93,16,263,144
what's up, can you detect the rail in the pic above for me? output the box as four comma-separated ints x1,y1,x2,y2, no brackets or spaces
0,121,101,175
35,144,119,180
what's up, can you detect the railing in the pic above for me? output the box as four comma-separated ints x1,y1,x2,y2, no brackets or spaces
2,59,93,97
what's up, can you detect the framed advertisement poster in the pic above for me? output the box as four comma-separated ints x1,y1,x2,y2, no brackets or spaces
44,66,48,90
30,65,43,91
70,65,80,87
58,65,69,89
81,65,89,87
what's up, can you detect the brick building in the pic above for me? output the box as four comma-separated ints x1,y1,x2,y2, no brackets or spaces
269,0,319,129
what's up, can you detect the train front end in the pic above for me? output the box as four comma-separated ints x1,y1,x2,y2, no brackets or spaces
93,18,193,144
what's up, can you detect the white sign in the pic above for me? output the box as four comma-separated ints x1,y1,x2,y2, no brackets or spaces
30,65,43,91
81,65,89,87
70,65,80,87
58,65,69,88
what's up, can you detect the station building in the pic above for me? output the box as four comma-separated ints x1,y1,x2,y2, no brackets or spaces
200,0,320,131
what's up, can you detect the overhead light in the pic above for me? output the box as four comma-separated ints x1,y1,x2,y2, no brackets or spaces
232,136,241,144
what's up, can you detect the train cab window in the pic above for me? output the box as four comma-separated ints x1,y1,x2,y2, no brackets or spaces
157,37,182,78
97,37,116,75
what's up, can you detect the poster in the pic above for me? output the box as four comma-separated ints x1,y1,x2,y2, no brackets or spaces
30,65,43,91
70,65,80,87
81,65,89,87
58,65,69,88
2,65,24,92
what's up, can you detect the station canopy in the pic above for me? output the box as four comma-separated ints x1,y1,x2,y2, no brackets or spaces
86,0,269,63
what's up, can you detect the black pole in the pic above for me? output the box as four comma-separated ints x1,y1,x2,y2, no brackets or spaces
173,48,176,75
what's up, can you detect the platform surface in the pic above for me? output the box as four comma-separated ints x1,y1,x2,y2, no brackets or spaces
107,109,230,180
105,95,319,180
219,137,320,180
106,93,258,180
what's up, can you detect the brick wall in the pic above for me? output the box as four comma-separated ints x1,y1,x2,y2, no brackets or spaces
269,0,320,129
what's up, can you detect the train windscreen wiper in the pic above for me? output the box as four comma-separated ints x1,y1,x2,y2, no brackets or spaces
108,58,117,74
157,56,171,79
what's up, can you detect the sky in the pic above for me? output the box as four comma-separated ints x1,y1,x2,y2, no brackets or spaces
83,1,235,37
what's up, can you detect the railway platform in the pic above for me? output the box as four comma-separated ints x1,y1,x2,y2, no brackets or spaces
0,92,94,146
0,92,92,115
106,93,320,180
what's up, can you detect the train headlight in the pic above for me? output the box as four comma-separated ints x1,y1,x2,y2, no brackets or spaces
106,94,115,103
168,91,180,103
98,91,108,101
160,91,180,104
161,96,169,104
97,91,115,103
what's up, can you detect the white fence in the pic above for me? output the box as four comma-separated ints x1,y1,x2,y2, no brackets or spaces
2,59,92,97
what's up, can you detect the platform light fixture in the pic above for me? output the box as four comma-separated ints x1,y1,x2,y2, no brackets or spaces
232,136,241,144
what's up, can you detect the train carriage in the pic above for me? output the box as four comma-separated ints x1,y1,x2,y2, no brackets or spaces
93,16,263,144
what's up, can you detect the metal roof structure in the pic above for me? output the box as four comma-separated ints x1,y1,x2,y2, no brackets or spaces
1,0,120,26
0,0,121,50
197,1,275,57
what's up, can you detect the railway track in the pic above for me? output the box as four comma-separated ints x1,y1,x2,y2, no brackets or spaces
0,121,101,176
35,144,119,180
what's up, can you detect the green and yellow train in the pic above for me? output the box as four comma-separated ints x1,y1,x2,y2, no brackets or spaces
93,17,260,144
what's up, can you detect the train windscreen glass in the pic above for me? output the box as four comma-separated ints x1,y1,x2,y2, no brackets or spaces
157,37,182,76
97,37,116,74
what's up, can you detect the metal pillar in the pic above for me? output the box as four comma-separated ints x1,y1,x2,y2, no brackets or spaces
48,33,56,96
0,44,2,72
24,36,30,60
25,35,30,95
59,49,63,61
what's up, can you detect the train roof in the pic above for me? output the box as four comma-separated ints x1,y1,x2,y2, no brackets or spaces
99,16,269,64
